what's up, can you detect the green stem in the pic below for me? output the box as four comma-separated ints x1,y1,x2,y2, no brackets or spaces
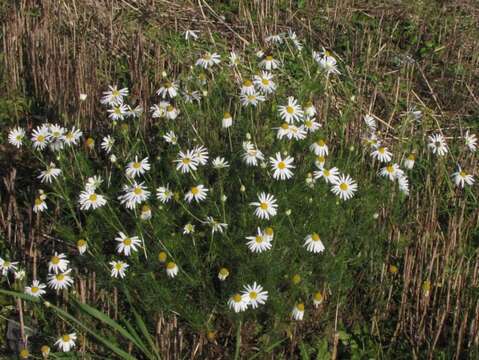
234,319,242,360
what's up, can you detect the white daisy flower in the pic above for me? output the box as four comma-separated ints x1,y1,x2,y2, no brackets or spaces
240,93,265,107
313,167,340,184
101,135,115,153
0,257,18,276
175,150,199,173
150,102,169,118
265,34,283,44
464,131,477,152
166,262,179,278
8,127,25,148
278,97,304,123
218,268,229,281
110,260,129,278
78,189,107,210
379,163,404,181
182,89,202,103
304,233,325,253
140,204,152,220
398,174,410,196
31,125,50,150
452,166,475,188
259,54,280,70
242,282,268,308
292,303,305,320
184,29,199,41
126,104,143,118
428,133,448,156
363,114,377,131
269,152,295,180
246,228,272,253
115,232,142,256
205,216,228,234
222,112,233,128
192,145,209,165
156,185,173,203
253,71,276,94
85,175,103,191
101,85,128,106
331,174,358,201
304,101,316,117
165,104,179,120
228,293,248,313
125,156,151,178
184,185,208,203
403,153,416,170
25,280,47,298
314,51,340,75
48,269,74,290
229,51,240,66
163,130,178,144
38,163,61,183
242,141,264,166
310,139,328,156
314,155,327,169
212,157,230,169
77,239,88,255
62,127,83,146
240,79,256,96
118,181,151,209
195,52,221,69
156,80,179,98
250,193,278,220
33,193,48,213
183,223,195,234
371,146,393,163
108,103,129,121
48,253,69,274
54,333,77,352
313,292,323,307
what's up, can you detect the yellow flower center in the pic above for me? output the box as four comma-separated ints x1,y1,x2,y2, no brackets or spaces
224,112,231,118
133,187,143,195
86,138,94,146
292,274,301,284
165,81,172,88
16,135,23,140
318,139,326,146
182,158,191,164
233,294,242,302
89,193,97,202
123,238,132,246
386,165,394,173
296,303,305,311
339,183,349,191
281,123,289,130
219,268,229,276
317,156,325,163
249,291,257,299
115,263,123,270
260,202,268,210
51,256,60,265
265,227,273,236
407,154,415,161
166,262,176,270
77,239,86,247
243,79,252,87
459,171,467,177
31,286,39,293
19,349,29,358
305,120,312,127
4,261,10,267
311,233,320,242
191,187,199,195
34,198,42,205
314,292,323,301
41,345,50,354
255,235,263,243
247,95,255,101
132,162,141,169
266,55,273,61
286,106,294,114
37,135,45,142
261,78,269,85
62,334,70,342
112,89,120,97
56,274,65,281
323,169,330,177
378,147,385,154
278,161,286,170
203,53,211,61
158,252,167,262
114,107,122,115
52,131,60,137
167,105,174,112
